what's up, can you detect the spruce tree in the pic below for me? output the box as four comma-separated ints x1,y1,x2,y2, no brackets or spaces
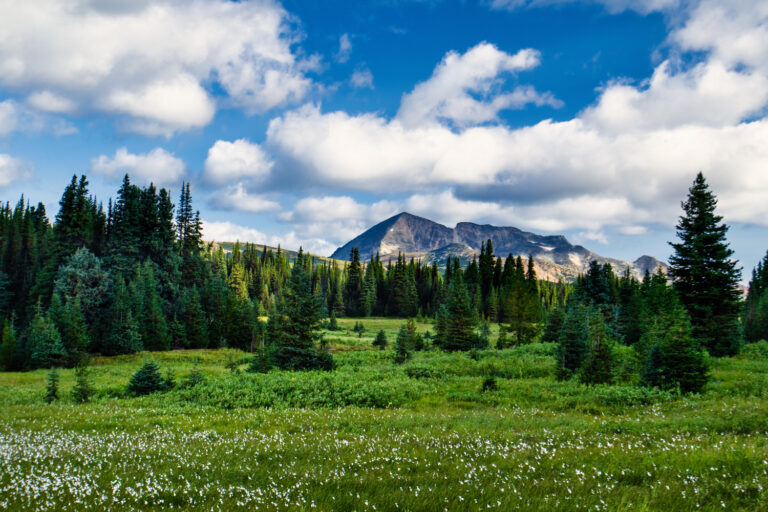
744,251,768,343
555,304,589,380
0,318,18,371
127,359,167,396
27,308,65,369
393,323,412,363
45,368,59,403
642,303,709,393
345,247,363,316
435,273,476,351
373,329,388,350
270,250,333,371
72,360,94,403
669,173,742,356
579,312,615,385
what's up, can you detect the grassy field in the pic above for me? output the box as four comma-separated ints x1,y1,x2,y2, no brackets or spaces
1,318,767,511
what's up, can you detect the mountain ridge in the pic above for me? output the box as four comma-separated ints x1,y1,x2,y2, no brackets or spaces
330,212,666,281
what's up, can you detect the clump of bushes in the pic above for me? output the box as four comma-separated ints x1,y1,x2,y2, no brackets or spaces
128,359,173,396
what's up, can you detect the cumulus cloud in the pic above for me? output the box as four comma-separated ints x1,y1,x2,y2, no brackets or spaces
350,68,374,89
0,0,312,135
261,2,768,241
397,43,559,128
208,183,281,213
490,0,681,15
0,154,31,187
335,33,352,63
0,101,17,136
91,147,185,186
203,220,336,255
204,139,273,186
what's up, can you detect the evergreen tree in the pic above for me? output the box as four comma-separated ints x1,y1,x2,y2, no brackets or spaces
131,262,169,351
72,360,94,403
555,304,589,380
744,251,768,343
270,250,333,371
373,329,388,350
541,307,565,343
127,359,168,396
0,318,18,371
435,273,476,351
393,323,412,364
642,303,709,393
27,308,65,369
104,279,142,355
579,312,615,385
345,247,364,316
45,368,59,403
669,173,742,356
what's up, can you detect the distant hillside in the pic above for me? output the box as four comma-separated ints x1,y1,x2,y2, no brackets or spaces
331,212,666,281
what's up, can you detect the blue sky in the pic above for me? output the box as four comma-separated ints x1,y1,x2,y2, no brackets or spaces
0,0,767,278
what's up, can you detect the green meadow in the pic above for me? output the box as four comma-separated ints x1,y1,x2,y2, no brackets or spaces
1,317,767,511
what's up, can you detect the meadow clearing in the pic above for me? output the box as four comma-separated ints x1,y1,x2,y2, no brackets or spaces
1,317,767,511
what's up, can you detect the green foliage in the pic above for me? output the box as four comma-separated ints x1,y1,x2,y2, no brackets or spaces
737,339,768,360
555,305,589,380
72,361,94,403
27,308,65,369
579,313,615,385
669,172,742,356
481,375,498,392
373,329,388,350
0,318,19,371
45,368,59,403
642,304,709,394
435,274,476,351
393,323,412,364
128,359,169,396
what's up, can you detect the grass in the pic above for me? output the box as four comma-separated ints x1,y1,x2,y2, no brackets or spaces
0,318,767,511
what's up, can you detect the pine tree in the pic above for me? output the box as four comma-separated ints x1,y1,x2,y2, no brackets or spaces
127,359,168,396
45,368,59,403
435,273,476,351
579,312,615,385
642,303,709,393
373,329,388,350
555,304,589,380
0,318,18,371
345,247,364,316
270,250,333,371
104,279,142,356
72,361,94,403
541,307,565,343
393,323,412,364
27,307,65,369
669,173,742,356
744,251,768,343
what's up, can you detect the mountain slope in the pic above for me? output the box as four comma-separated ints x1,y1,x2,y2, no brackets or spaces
331,212,666,280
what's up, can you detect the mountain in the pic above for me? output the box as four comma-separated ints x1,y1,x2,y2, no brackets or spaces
330,212,666,281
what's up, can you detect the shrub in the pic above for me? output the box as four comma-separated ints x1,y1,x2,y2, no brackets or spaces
373,329,388,350
185,359,205,387
128,360,169,396
738,340,768,360
481,376,498,392
405,363,444,379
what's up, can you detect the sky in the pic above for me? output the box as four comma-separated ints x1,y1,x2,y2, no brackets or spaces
0,0,767,277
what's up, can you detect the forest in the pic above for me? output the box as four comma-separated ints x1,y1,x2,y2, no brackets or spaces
0,172,766,394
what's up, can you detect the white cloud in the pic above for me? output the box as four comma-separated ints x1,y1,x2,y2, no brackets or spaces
0,154,31,187
397,43,557,128
0,0,312,135
490,0,681,15
208,183,281,213
335,33,352,64
350,68,374,89
0,101,17,136
27,91,77,114
204,139,273,186
91,147,185,186
203,220,336,255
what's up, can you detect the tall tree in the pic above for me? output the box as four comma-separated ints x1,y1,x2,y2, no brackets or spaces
345,247,363,316
669,173,742,356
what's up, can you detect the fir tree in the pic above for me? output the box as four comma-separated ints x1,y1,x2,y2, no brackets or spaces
642,303,709,393
104,279,142,355
270,250,333,371
579,312,615,385
127,359,168,396
0,318,18,371
393,323,412,364
435,273,476,351
555,305,590,380
72,360,94,403
669,173,742,356
373,329,388,350
45,368,59,403
345,247,364,316
744,251,768,343
27,307,65,369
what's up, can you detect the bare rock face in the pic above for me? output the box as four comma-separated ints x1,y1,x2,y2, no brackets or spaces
331,212,667,281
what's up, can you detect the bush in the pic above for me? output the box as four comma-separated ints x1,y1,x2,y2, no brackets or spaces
738,340,768,360
405,363,444,380
128,359,169,396
184,359,204,388
271,346,335,371
481,376,498,392
45,368,59,404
